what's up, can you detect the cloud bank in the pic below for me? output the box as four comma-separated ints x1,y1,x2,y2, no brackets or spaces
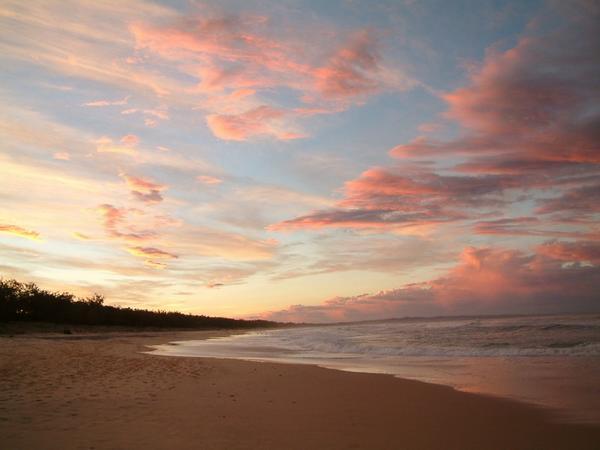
262,244,600,323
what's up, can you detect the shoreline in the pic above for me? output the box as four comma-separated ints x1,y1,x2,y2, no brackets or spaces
148,325,600,425
2,329,600,449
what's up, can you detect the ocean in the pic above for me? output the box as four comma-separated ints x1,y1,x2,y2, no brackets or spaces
148,314,600,423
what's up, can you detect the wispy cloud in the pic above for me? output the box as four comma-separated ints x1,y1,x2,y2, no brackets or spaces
95,136,138,155
72,232,91,241
128,245,177,260
84,96,130,107
121,106,169,128
473,217,597,239
52,152,70,161
197,175,223,185
0,224,41,241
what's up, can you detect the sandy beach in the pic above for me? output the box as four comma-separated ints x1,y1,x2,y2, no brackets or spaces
1,329,599,450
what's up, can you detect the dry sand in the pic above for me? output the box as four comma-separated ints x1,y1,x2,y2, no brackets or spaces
1,329,599,450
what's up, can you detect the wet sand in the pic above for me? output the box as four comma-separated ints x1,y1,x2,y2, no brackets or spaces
1,329,599,450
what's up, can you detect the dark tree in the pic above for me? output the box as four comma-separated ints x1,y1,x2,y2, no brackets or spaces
0,278,282,329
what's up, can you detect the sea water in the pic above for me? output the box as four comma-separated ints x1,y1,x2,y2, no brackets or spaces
148,314,600,423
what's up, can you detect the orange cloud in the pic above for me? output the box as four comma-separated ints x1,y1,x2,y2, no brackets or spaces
0,224,41,241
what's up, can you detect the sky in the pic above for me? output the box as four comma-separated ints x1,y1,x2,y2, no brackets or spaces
0,0,598,322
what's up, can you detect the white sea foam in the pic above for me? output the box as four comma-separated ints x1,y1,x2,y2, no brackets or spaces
149,314,600,423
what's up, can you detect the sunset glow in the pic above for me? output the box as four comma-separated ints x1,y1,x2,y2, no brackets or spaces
1,0,598,321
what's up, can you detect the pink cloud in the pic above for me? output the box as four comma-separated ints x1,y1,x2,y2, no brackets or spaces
120,134,139,147
121,174,167,203
536,240,600,264
271,9,599,233
130,16,307,93
130,14,395,141
268,211,419,232
269,167,514,231
261,246,600,322
97,204,126,230
96,204,156,241
341,168,515,208
312,30,380,100
206,106,302,141
392,14,599,168
268,208,459,232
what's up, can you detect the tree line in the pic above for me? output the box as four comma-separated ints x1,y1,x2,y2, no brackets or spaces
0,278,281,329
